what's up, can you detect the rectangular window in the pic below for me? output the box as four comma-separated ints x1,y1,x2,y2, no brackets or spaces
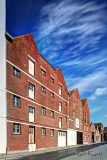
41,107,46,116
29,59,35,76
64,116,67,122
50,76,54,83
59,101,62,112
41,86,46,93
41,128,46,136
73,112,75,118
41,68,46,76
29,106,35,122
59,117,62,128
59,84,62,95
29,106,34,114
13,123,20,134
29,83,35,99
51,129,54,136
65,101,67,106
50,92,54,98
13,67,20,77
13,95,20,107
51,111,54,118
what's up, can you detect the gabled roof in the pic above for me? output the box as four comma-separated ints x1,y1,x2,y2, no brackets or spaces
69,88,78,96
81,98,87,106
94,123,102,126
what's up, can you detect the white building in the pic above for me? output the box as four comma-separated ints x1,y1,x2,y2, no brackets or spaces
0,0,7,154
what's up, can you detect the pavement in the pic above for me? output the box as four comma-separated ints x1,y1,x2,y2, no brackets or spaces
0,143,104,160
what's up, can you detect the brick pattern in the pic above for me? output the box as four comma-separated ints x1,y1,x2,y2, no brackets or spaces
6,34,69,151
69,89,84,131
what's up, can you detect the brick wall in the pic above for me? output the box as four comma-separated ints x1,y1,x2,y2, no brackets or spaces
6,34,69,151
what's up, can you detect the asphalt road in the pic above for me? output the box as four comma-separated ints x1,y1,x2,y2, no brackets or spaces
19,142,107,160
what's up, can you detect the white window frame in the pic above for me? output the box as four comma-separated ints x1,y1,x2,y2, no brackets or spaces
59,101,62,112
59,84,62,95
41,107,46,116
29,106,35,114
41,128,46,136
41,68,46,76
29,83,35,99
51,92,54,98
13,95,20,107
29,59,35,76
41,86,46,93
59,117,62,128
51,110,54,118
50,76,54,83
13,67,20,77
51,129,54,136
13,123,20,134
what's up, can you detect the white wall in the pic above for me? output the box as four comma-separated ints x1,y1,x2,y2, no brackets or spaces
67,129,77,146
0,0,7,154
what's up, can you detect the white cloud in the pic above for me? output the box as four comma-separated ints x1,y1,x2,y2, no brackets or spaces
90,107,102,113
67,69,107,94
89,87,107,100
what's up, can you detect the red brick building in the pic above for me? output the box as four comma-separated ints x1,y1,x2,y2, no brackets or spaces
90,123,96,143
68,89,84,145
81,99,90,144
6,33,69,153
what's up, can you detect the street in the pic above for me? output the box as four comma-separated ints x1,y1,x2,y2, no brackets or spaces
18,142,107,160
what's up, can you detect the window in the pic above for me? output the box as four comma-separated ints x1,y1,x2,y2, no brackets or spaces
51,92,54,98
84,126,85,131
59,101,62,112
59,84,62,95
59,117,62,128
73,103,75,109
13,67,20,77
41,107,46,116
13,123,20,134
51,111,54,118
73,112,75,118
50,76,54,83
51,129,54,136
29,106,34,114
29,83,35,99
65,101,67,106
13,95,20,107
64,116,67,122
41,86,46,93
41,68,46,76
29,59,35,76
41,128,46,136
29,106,35,122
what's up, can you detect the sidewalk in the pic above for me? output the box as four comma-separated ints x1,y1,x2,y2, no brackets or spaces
0,143,103,160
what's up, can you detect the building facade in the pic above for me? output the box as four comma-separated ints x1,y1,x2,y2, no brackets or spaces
0,0,7,154
90,123,96,143
81,99,90,144
104,127,107,141
94,123,104,143
68,89,84,145
6,33,69,153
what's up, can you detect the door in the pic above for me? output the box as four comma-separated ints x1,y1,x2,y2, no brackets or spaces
29,126,34,144
58,131,66,147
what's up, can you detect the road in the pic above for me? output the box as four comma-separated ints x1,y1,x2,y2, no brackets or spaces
18,142,107,160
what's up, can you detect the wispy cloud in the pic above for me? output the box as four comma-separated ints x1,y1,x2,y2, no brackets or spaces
89,87,107,100
90,107,102,113
104,114,107,117
67,69,107,94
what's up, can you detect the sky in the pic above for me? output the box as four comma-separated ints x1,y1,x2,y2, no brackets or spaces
6,0,107,126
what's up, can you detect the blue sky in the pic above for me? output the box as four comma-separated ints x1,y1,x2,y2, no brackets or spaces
6,0,107,126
